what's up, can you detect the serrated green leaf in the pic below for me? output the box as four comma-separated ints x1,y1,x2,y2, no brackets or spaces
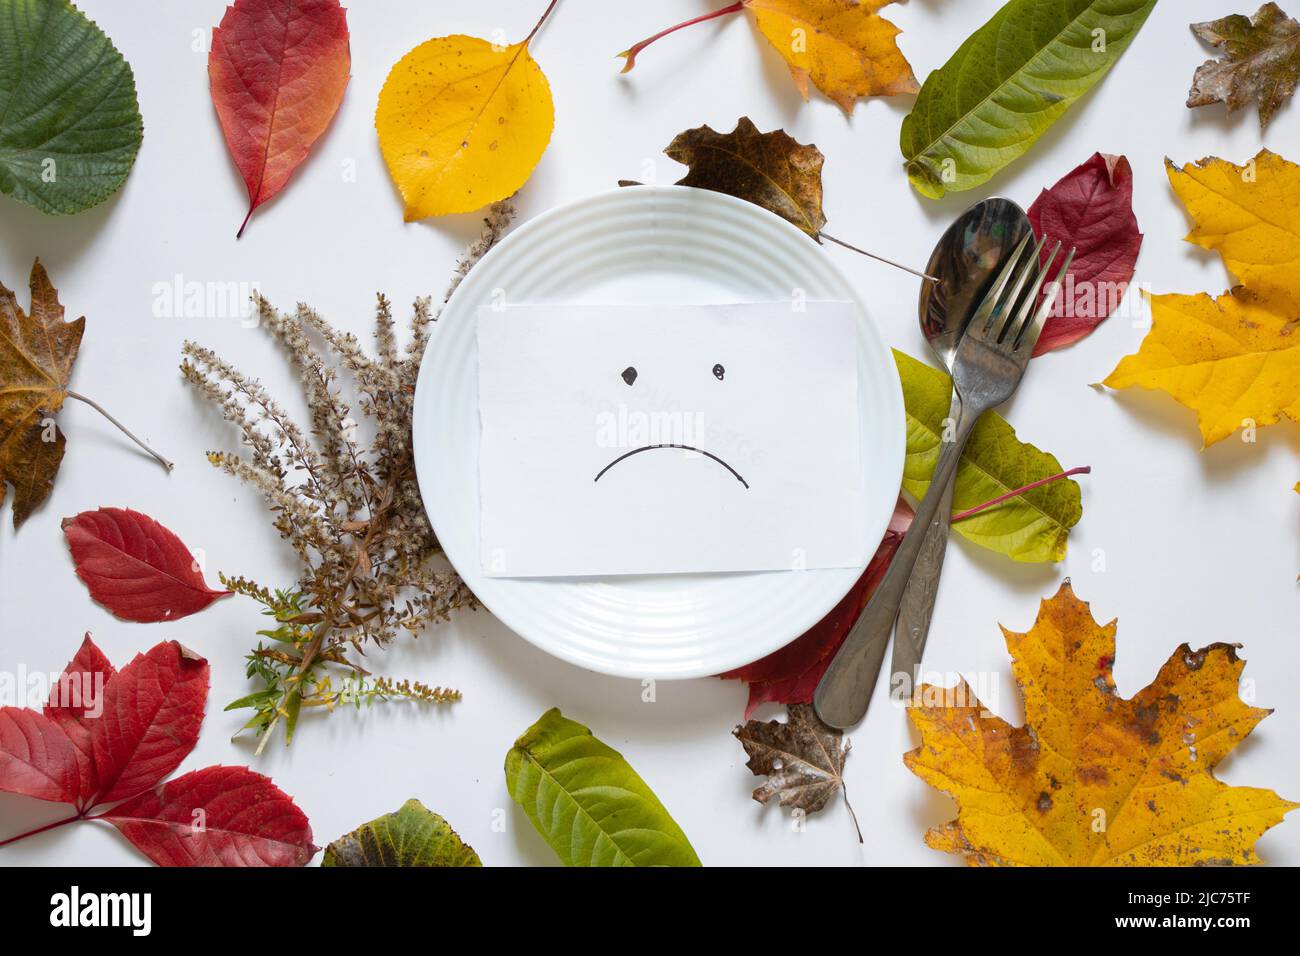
900,0,1155,199
0,0,143,214
322,799,482,867
505,708,702,867
896,350,1081,563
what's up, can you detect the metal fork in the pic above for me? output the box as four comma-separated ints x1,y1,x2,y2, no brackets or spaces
814,232,1075,730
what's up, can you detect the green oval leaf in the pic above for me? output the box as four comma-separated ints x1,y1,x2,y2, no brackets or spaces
322,799,482,867
900,0,1155,199
896,350,1081,563
0,0,143,215
505,708,702,867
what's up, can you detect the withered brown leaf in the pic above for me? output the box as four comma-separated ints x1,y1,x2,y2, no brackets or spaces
734,703,859,837
0,260,84,529
665,117,827,238
1188,3,1300,130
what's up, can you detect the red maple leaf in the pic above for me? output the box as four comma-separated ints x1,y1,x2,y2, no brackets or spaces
0,636,314,866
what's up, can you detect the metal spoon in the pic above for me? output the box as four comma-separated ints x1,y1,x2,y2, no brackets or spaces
891,198,1033,698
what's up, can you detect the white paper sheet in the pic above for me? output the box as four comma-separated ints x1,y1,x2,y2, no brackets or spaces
476,302,864,577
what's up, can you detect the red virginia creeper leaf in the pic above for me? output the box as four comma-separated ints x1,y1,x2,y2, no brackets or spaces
102,766,316,866
1028,153,1143,356
0,707,80,804
62,508,231,623
43,633,116,806
209,0,351,237
90,642,209,805
719,497,913,717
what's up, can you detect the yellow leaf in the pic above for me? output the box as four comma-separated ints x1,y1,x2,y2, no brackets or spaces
1107,150,1300,455
375,34,553,220
743,0,918,113
905,581,1297,866
1104,289,1300,446
1167,151,1300,303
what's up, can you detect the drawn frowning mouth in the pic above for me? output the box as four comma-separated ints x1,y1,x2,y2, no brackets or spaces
593,444,749,489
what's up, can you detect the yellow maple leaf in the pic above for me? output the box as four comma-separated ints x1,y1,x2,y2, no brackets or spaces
618,0,916,114
1106,150,1300,450
906,581,1296,866
375,8,555,220
1167,150,1300,304
744,0,919,112
1104,289,1300,446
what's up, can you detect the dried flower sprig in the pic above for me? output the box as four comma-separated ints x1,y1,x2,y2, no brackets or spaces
182,200,515,752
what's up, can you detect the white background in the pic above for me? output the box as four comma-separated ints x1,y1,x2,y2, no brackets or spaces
1,0,1297,867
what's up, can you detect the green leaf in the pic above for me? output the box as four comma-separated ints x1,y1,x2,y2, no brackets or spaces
322,799,482,867
896,350,1081,563
0,0,143,214
505,708,702,867
900,0,1155,199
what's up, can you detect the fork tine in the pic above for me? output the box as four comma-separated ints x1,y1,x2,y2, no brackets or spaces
1003,240,1060,344
991,235,1051,342
1016,246,1076,353
969,232,1035,336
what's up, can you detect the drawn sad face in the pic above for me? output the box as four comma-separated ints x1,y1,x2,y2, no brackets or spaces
593,360,750,489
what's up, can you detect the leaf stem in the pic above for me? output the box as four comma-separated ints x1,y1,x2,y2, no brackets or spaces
0,813,82,849
618,1,745,72
524,0,561,46
66,390,174,473
951,467,1091,523
820,232,939,283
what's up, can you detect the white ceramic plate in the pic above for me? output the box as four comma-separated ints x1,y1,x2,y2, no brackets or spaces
413,186,904,679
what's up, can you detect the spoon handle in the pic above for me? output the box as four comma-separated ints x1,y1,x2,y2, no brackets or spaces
890,392,961,694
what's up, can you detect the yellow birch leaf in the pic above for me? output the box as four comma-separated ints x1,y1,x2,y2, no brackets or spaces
906,581,1297,866
1103,289,1300,446
375,27,553,220
1166,150,1300,303
743,0,918,113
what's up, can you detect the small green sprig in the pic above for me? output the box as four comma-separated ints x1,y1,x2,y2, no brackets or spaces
223,578,461,747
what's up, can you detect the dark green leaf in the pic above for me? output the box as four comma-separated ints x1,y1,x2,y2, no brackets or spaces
0,0,143,214
322,799,482,867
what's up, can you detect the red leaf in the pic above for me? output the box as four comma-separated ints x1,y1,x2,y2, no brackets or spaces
720,498,914,717
1028,153,1143,356
90,642,209,805
209,0,351,237
101,766,316,867
0,708,80,804
43,634,116,806
63,508,231,623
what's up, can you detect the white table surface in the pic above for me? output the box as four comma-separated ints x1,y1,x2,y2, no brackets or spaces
1,0,1296,867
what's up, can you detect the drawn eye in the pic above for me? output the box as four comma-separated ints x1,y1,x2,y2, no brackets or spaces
712,363,725,381
621,366,638,386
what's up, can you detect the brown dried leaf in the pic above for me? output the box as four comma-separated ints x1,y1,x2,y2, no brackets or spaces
0,260,84,528
665,117,827,238
734,703,849,816
1188,2,1300,130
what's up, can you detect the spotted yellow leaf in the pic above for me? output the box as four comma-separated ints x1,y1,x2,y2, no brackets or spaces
906,581,1297,866
375,9,555,220
1106,151,1300,448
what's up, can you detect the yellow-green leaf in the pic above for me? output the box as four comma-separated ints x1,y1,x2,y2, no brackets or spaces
896,350,1082,563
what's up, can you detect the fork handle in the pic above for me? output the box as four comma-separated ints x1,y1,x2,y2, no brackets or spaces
814,400,982,729
891,392,962,693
